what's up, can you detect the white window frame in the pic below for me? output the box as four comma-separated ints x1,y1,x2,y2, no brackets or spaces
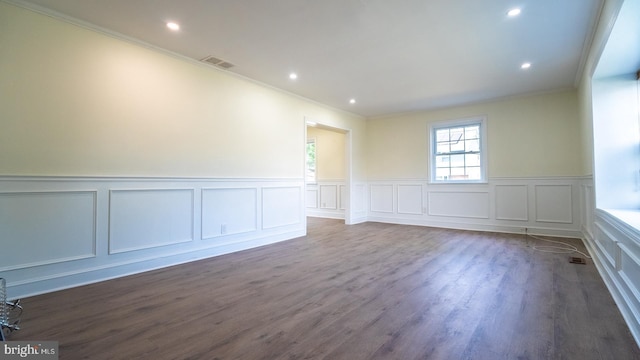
306,137,317,184
428,116,488,184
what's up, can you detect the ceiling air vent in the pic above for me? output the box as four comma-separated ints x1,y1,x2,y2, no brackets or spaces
201,55,234,69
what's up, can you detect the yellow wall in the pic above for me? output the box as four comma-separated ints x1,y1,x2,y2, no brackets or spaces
1,2,588,182
0,2,366,178
367,90,583,179
307,126,345,180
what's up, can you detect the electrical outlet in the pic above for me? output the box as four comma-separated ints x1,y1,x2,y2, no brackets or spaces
221,224,227,234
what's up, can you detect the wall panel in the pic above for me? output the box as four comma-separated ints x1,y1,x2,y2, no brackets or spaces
319,185,338,209
535,185,573,223
370,184,394,213
397,184,423,215
202,188,257,239
428,191,489,219
306,181,345,219
495,185,528,221
306,188,318,208
0,191,96,271
263,186,301,229
109,189,194,254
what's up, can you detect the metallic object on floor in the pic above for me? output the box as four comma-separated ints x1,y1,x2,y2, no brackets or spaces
1,278,22,341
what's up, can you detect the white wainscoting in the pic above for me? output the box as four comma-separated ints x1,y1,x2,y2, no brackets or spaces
109,189,195,254
584,204,640,346
397,184,423,215
262,186,302,229
0,176,305,299
0,191,97,271
367,177,587,237
306,180,346,219
202,188,257,239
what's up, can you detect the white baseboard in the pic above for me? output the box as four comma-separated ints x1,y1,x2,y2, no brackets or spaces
6,229,304,300
367,215,583,238
0,176,306,300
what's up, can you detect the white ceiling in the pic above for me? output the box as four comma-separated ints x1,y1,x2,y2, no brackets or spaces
18,0,603,118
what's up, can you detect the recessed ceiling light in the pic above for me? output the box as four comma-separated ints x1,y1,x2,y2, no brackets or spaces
166,22,180,31
521,62,532,69
289,73,298,80
349,99,356,104
507,8,521,17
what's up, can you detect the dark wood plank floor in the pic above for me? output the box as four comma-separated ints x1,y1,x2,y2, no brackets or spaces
10,218,640,359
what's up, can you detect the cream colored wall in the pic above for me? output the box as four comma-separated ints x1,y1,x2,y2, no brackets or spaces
0,2,366,179
577,78,595,176
307,126,345,180
367,90,583,179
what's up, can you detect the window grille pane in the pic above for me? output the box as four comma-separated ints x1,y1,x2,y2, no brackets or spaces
436,142,450,154
465,126,479,140
451,167,465,178
466,166,481,180
450,154,465,167
436,129,450,142
436,168,450,180
465,153,480,166
465,139,480,152
450,139,465,152
435,155,450,167
449,127,464,141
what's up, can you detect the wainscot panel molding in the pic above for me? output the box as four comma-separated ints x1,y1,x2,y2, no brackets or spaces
109,189,195,254
202,188,258,239
306,180,346,219
370,184,394,214
428,191,490,219
495,185,528,221
0,190,97,271
0,176,305,299
535,184,573,224
350,183,368,224
262,186,303,229
397,184,423,215
584,203,640,346
366,177,586,238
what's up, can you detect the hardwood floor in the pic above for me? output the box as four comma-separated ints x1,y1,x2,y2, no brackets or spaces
10,218,640,359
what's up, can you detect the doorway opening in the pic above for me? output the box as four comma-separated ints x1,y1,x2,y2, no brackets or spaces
304,119,352,225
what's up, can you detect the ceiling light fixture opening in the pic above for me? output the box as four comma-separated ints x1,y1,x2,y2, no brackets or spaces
166,22,180,31
507,8,521,17
349,99,356,104
521,62,532,69
289,73,298,80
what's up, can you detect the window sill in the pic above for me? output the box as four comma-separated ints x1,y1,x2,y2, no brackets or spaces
428,180,489,185
600,209,640,239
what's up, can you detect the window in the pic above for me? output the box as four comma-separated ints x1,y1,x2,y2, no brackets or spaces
429,117,487,183
306,138,316,183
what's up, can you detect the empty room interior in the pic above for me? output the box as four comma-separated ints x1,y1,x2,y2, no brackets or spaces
2,0,640,358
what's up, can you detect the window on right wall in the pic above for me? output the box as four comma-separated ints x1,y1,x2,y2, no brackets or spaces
429,116,488,184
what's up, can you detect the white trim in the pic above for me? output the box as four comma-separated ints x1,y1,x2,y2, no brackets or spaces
0,176,306,300
428,116,488,184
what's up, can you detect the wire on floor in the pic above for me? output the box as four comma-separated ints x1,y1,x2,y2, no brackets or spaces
526,231,592,259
